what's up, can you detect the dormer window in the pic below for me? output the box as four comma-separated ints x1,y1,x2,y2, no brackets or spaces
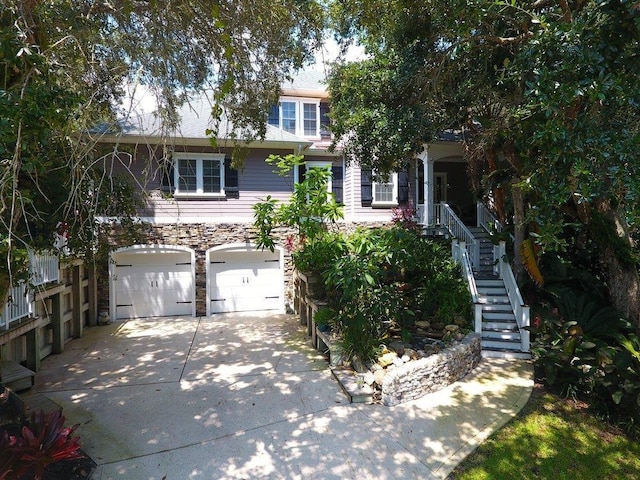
268,98,320,138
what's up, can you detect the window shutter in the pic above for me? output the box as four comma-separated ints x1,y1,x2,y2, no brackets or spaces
224,158,239,199
361,169,373,207
332,166,343,204
398,169,410,204
160,161,174,193
320,103,331,139
298,164,306,184
267,104,279,127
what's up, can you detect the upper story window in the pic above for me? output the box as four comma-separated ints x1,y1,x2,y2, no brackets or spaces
281,101,297,134
174,153,225,197
268,98,321,138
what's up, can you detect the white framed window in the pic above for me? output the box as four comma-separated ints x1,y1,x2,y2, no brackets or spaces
268,98,320,138
373,173,398,206
303,103,318,136
281,101,296,134
174,153,225,197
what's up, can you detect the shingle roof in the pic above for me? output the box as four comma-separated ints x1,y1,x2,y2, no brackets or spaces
116,94,308,144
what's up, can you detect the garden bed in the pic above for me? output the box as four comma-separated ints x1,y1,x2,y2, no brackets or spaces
1,385,97,479
323,329,481,406
300,295,482,405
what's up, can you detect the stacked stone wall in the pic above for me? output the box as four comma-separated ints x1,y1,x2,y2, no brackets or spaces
381,333,481,406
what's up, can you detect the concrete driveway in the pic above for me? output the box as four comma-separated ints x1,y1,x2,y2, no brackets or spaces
27,313,533,479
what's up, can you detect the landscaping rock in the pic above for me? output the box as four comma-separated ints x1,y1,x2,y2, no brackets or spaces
363,371,375,386
393,357,405,367
388,340,406,356
377,351,397,367
351,355,368,373
415,320,430,329
405,348,418,360
373,369,386,386
368,362,382,372
401,354,411,363
445,324,460,333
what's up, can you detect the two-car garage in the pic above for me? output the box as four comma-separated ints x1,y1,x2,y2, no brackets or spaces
109,244,284,320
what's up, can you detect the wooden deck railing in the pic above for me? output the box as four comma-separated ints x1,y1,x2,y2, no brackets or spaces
29,250,59,286
1,282,32,330
1,250,59,330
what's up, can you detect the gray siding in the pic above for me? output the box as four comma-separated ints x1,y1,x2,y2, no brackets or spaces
109,145,345,223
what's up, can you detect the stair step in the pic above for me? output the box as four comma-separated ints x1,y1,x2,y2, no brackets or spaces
483,311,517,321
476,280,504,287
481,303,513,311
0,361,35,392
482,330,521,341
477,297,510,304
482,338,522,350
483,320,519,331
477,287,507,296
481,349,532,360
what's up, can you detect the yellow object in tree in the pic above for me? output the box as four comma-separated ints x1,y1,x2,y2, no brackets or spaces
520,237,544,287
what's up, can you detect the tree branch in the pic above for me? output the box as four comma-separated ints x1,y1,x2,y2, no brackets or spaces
473,31,534,45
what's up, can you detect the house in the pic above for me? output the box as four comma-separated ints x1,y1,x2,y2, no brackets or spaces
92,70,476,321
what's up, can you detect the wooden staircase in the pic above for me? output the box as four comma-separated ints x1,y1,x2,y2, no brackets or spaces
423,203,530,360
0,361,35,392
469,227,531,359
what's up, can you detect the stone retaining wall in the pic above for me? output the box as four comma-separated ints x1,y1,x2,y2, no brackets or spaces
381,333,482,406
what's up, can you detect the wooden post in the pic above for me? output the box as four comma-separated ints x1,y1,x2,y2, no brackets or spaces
72,264,83,338
25,326,41,372
51,293,64,354
87,263,98,326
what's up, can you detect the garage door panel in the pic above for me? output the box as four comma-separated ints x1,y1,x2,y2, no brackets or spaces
209,249,283,314
116,300,192,319
112,248,195,319
114,252,190,267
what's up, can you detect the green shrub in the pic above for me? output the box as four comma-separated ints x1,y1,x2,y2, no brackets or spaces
322,226,472,362
530,282,640,437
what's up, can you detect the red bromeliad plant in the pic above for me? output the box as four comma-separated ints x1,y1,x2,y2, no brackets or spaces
0,429,21,480
3,410,84,480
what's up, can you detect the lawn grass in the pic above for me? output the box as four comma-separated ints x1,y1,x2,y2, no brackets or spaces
448,384,640,479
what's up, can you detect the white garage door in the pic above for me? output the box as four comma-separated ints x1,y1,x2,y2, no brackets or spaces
111,248,195,319
208,248,283,314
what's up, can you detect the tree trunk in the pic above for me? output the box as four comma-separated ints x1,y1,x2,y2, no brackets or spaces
511,179,525,283
592,202,640,332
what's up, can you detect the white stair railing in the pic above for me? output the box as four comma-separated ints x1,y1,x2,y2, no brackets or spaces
495,241,530,352
477,202,503,235
439,203,479,269
451,240,483,334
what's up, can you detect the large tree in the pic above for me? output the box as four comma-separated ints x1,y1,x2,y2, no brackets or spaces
1,0,323,300
327,1,640,329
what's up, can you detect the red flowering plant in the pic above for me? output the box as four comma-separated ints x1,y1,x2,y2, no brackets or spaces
391,201,419,231
1,410,85,480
